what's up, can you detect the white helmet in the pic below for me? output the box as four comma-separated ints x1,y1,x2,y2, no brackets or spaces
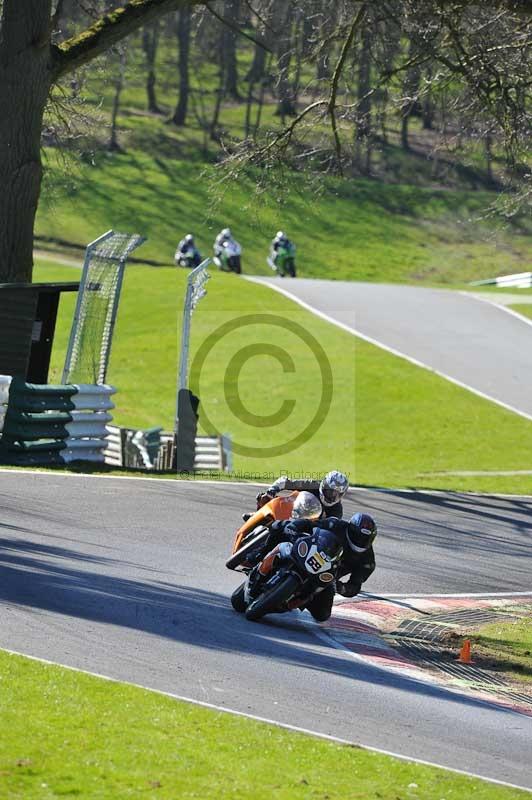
276,230,285,239
319,471,349,507
221,228,232,238
185,234,194,244
291,491,322,521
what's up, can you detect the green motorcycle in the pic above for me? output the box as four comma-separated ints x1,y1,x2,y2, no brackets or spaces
268,241,296,278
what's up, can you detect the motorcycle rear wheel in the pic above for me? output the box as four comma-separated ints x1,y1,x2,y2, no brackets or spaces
225,527,269,571
245,573,300,622
229,255,242,274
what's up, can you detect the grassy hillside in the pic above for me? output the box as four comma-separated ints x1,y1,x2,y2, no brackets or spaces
38,150,532,284
35,260,532,494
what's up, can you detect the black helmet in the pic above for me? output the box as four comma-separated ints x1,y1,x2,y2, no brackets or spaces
346,513,377,553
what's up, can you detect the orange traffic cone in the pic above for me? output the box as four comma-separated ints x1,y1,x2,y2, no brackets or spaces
458,638,472,664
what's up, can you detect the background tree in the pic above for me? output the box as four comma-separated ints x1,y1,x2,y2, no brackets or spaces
171,7,192,125
0,0,205,284
141,20,162,113
1,0,530,284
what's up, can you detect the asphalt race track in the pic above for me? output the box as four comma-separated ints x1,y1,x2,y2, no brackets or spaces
251,278,532,419
1,472,531,788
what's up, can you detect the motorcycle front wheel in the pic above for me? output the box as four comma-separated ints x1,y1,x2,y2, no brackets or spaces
228,255,242,274
245,573,300,622
231,582,247,613
286,258,296,278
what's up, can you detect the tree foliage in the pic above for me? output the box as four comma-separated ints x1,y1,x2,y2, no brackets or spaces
0,0,530,283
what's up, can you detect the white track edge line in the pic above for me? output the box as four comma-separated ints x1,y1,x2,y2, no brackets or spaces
2,646,530,794
246,276,532,423
2,467,532,500
462,291,532,330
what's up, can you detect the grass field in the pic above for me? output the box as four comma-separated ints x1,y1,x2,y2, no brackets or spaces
509,305,532,320
470,616,532,686
0,649,528,800
34,259,532,495
37,149,532,285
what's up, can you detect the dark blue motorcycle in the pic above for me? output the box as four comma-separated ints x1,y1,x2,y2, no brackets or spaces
231,528,343,622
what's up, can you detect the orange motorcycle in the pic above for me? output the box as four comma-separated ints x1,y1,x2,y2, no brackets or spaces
225,491,299,571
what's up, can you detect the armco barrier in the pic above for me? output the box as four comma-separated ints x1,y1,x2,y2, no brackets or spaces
104,427,231,472
0,379,115,466
63,385,116,463
194,436,224,470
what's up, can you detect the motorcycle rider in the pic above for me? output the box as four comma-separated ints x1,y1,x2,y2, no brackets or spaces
214,227,235,259
247,512,377,622
271,230,293,256
255,471,349,520
270,231,296,274
175,234,202,267
238,490,322,570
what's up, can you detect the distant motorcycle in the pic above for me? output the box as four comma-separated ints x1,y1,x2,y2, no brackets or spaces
175,246,202,269
214,240,242,274
231,526,343,622
268,241,296,278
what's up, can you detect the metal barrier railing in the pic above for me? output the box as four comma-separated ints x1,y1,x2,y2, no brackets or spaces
104,426,231,472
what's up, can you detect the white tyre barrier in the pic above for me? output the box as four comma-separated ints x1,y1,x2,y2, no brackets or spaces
64,384,117,462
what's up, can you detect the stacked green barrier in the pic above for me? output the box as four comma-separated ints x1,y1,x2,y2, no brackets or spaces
0,378,76,466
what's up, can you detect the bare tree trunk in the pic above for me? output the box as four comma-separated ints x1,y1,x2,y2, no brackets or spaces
244,79,254,138
315,6,335,81
422,94,434,130
109,46,128,152
0,0,54,283
172,6,191,125
245,0,274,84
275,4,296,120
422,68,435,130
485,130,494,183
376,7,401,146
210,67,225,141
247,38,267,83
400,39,421,151
291,5,304,107
355,21,372,174
141,23,159,114
252,62,271,139
142,21,161,113
253,84,265,137
222,0,240,99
